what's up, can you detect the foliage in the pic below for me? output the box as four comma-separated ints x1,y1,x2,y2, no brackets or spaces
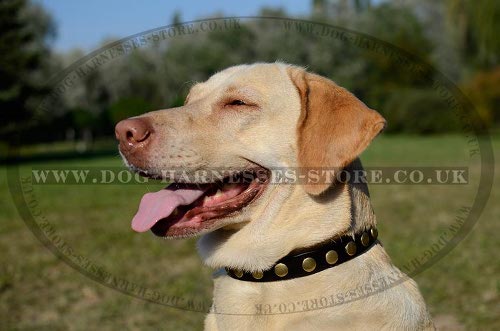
3,0,499,146
446,0,500,68
462,66,500,125
108,97,153,124
383,88,461,133
0,0,54,143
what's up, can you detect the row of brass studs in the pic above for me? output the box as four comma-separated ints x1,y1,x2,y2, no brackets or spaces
230,229,378,280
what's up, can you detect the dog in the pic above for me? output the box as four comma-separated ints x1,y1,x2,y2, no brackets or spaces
115,63,434,330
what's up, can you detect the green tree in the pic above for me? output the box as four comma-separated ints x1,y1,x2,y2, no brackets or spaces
0,0,55,144
108,97,153,124
446,0,499,69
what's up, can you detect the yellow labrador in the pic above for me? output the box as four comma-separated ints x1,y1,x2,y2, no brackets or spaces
115,63,434,330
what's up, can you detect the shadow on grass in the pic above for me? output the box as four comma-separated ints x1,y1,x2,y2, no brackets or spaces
1,149,117,165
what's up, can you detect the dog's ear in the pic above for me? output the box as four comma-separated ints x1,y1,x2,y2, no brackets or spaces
288,67,386,195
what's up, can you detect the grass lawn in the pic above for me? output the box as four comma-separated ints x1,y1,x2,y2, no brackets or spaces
1,134,499,330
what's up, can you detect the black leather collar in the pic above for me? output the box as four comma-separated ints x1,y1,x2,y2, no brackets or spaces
226,227,378,282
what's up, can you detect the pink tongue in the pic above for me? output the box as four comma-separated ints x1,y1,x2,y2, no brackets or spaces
131,185,208,232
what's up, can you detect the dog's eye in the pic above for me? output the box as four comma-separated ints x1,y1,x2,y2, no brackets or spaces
227,99,246,106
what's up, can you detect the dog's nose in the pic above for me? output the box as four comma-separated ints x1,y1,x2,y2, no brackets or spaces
115,118,153,147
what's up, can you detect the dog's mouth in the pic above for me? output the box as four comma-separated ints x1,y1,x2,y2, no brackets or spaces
131,169,269,238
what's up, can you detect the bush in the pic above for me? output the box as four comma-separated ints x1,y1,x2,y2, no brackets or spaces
382,88,462,133
108,97,153,124
463,66,500,127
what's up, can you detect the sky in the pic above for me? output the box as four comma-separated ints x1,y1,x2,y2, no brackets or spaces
35,0,310,52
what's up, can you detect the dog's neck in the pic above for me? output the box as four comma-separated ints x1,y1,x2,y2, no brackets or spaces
345,158,377,233
197,158,377,272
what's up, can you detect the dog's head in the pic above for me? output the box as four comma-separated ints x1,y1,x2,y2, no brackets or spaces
115,63,385,241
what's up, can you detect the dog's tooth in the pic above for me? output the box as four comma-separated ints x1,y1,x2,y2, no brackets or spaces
215,189,223,197
171,208,179,216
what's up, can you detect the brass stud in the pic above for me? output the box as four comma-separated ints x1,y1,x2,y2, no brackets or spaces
234,269,244,278
274,263,288,277
370,228,378,240
325,250,338,265
302,257,317,272
361,232,370,246
252,270,263,280
345,241,357,256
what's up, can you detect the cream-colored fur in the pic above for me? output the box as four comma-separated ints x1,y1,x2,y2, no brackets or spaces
130,63,434,330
